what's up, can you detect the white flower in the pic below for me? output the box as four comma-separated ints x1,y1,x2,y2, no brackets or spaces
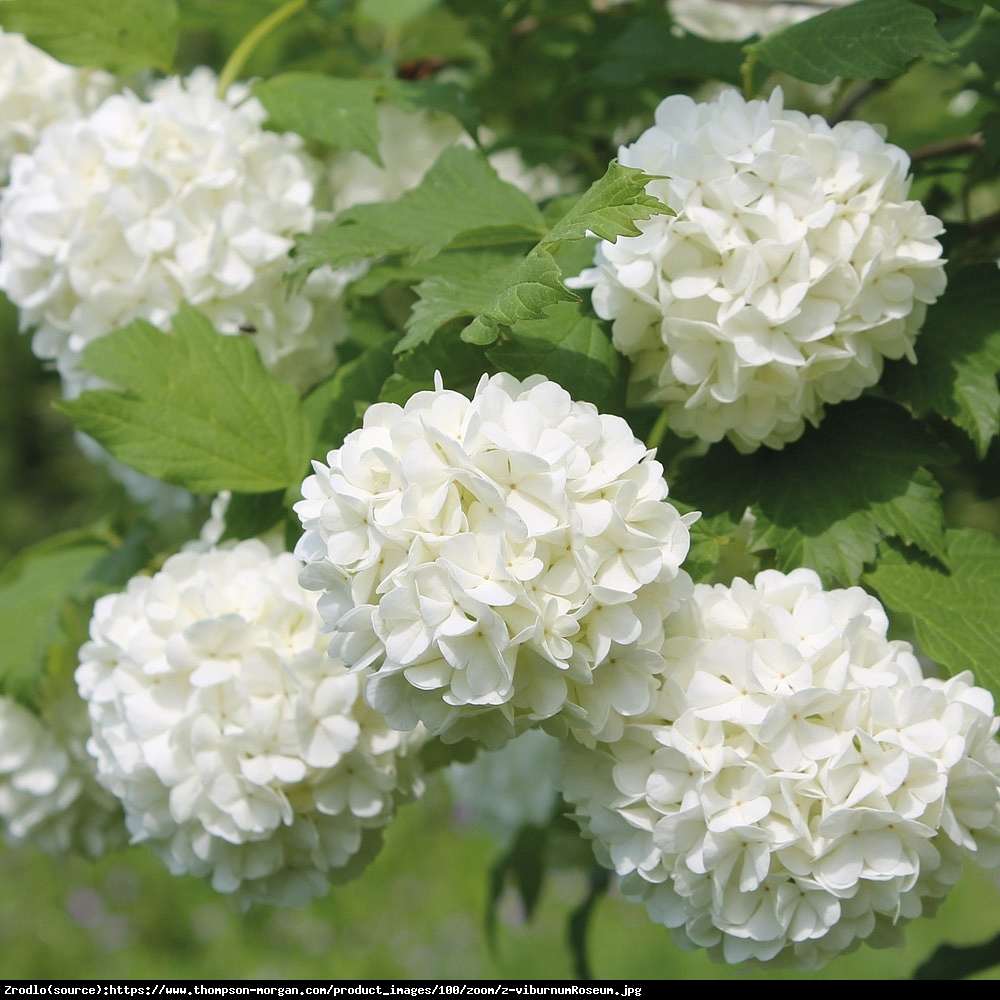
295,372,695,750
570,88,947,452
0,68,351,396
75,539,425,908
0,28,113,184
561,570,1000,969
446,728,561,845
668,0,852,42
0,691,125,858
327,104,574,213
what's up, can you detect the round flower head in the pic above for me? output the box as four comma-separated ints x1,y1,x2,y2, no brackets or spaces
76,539,425,908
570,88,946,451
295,372,695,750
0,27,113,184
0,691,125,858
668,0,851,42
561,569,1000,969
0,68,350,397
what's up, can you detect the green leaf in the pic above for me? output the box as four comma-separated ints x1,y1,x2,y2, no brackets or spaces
253,74,383,162
290,146,547,279
386,78,480,138
914,934,1000,980
58,304,315,495
462,252,575,346
356,0,437,33
221,492,287,542
865,530,1000,698
748,0,951,85
0,531,110,701
459,162,669,347
303,338,398,454
593,18,745,87
485,824,549,949
883,265,1000,457
567,866,611,982
0,0,178,74
673,398,950,586
542,161,668,247
400,252,524,352
486,301,620,409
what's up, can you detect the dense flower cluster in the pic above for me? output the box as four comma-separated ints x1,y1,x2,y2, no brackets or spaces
0,68,349,397
296,373,695,750
76,540,425,907
561,569,1000,968
571,88,947,451
0,28,113,184
668,0,851,42
327,104,572,213
0,693,124,858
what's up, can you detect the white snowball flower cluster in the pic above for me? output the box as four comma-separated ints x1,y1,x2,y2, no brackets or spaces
447,728,561,845
570,88,947,451
0,67,350,397
0,28,113,184
295,373,696,750
668,0,852,42
561,569,1000,969
327,104,572,213
0,692,124,858
76,539,425,908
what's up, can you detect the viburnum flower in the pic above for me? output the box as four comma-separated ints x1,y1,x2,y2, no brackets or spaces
295,372,696,750
0,691,125,858
75,539,425,908
0,67,351,397
570,88,947,451
668,0,852,42
561,569,1000,969
327,103,573,213
0,27,113,184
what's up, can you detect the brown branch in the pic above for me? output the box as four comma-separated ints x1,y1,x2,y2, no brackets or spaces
830,80,884,125
909,133,984,164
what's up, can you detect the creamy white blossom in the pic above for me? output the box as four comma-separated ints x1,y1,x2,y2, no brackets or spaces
561,569,1000,969
295,373,695,750
446,728,561,844
570,88,947,451
0,68,350,397
669,0,852,42
0,28,113,184
327,104,573,213
0,692,124,858
76,539,425,908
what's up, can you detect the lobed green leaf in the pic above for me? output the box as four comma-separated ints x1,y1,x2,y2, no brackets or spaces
58,304,316,495
253,74,383,162
673,398,950,586
865,529,1000,700
748,0,950,85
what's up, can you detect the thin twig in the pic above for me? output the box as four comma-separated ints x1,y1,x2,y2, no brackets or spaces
830,80,883,124
910,133,984,164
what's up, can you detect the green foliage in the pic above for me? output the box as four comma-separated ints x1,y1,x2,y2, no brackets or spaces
461,161,669,346
915,934,1000,980
865,529,1000,698
748,0,951,84
0,530,110,702
290,146,547,278
253,74,383,160
673,398,950,586
58,305,315,495
883,266,1000,458
0,0,178,73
